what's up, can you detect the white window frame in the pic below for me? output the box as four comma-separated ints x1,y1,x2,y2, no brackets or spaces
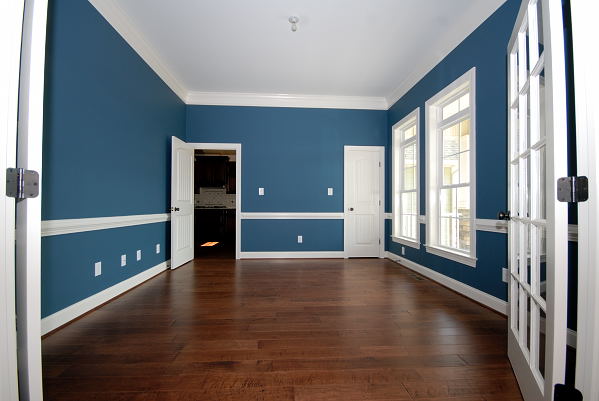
392,108,420,249
425,68,477,267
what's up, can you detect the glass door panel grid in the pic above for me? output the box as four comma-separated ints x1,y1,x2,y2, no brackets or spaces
509,0,546,389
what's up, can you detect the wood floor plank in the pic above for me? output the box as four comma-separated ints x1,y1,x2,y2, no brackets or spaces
42,258,523,400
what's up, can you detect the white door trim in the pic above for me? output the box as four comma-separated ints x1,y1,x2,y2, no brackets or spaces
15,0,48,399
343,145,385,258
571,1,599,398
0,0,25,399
188,142,241,260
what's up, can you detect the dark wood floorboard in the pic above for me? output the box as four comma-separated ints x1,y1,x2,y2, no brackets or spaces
42,258,523,401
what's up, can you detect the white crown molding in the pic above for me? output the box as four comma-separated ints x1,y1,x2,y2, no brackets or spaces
41,260,168,335
385,1,506,108
186,91,389,110
87,0,187,101
241,212,344,220
42,213,170,236
240,251,344,259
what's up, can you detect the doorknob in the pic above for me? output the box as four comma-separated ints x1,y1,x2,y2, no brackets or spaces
171,207,180,212
498,210,510,220
349,207,354,211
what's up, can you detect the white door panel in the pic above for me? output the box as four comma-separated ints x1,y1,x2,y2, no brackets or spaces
345,146,383,258
171,137,194,269
506,1,568,400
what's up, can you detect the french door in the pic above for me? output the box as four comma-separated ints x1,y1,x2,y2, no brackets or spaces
507,0,568,400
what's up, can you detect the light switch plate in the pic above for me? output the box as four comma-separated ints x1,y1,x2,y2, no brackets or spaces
401,246,405,256
136,250,142,261
94,261,102,277
297,235,303,244
156,243,160,254
121,254,126,267
258,187,264,196
327,187,333,196
502,268,509,283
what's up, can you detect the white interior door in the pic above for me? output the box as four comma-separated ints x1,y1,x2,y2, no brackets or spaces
507,1,568,400
14,0,48,399
171,137,194,269
0,1,25,400
344,146,383,258
571,1,599,399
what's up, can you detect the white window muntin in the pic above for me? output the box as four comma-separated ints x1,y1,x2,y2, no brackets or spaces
425,68,477,267
392,108,420,248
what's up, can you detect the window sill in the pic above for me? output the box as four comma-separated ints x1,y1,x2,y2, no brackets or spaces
425,245,477,267
391,236,420,249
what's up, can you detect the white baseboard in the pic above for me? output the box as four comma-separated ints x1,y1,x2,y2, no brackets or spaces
240,251,345,259
41,260,169,335
385,251,578,348
385,251,508,315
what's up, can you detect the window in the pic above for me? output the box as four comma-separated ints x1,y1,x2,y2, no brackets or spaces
425,68,476,267
392,108,420,248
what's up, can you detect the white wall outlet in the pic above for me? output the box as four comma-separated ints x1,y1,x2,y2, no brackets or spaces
327,187,333,196
258,187,264,196
94,261,102,277
502,268,509,283
297,235,303,244
401,246,405,255
156,243,160,254
136,250,142,261
121,254,127,267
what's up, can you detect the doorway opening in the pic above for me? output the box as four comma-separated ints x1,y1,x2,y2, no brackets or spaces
194,149,237,259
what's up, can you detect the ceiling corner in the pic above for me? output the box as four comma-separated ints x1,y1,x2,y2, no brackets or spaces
87,0,189,102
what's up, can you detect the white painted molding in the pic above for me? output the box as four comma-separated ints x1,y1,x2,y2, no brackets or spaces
476,218,508,234
88,0,187,101
241,212,344,220
386,251,507,314
41,260,168,335
186,91,388,110
418,215,426,224
385,1,505,107
240,251,344,259
41,213,170,237
385,251,578,348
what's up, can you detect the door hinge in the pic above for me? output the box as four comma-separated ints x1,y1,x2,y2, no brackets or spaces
554,384,582,400
6,168,39,200
379,162,381,167
378,238,381,244
557,176,588,203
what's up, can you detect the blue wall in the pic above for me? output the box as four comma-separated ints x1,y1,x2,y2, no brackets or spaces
385,0,521,301
186,106,387,252
41,0,185,317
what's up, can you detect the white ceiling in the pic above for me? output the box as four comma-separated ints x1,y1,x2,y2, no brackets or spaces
91,0,506,108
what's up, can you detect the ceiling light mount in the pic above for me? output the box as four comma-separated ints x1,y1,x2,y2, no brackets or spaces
288,16,299,32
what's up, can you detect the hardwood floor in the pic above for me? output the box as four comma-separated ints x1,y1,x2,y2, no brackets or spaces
42,258,523,401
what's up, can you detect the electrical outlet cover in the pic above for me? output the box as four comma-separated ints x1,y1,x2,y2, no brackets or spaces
94,261,102,277
156,243,160,254
121,254,126,267
136,250,141,261
297,235,303,243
